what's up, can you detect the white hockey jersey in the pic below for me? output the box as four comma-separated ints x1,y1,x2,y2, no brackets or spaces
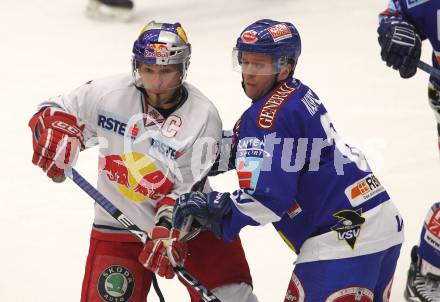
38,74,221,234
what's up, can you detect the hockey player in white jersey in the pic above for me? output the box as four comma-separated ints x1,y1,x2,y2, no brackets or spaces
28,21,257,302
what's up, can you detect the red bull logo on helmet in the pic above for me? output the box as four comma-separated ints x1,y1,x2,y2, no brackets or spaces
144,44,170,59
99,152,173,203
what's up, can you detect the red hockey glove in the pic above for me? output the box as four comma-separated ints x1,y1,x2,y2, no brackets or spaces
28,107,85,179
138,226,187,279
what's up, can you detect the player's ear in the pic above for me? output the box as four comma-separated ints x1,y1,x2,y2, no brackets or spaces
277,64,292,82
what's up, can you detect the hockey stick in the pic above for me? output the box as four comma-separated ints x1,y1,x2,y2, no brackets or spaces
64,167,221,302
417,60,440,80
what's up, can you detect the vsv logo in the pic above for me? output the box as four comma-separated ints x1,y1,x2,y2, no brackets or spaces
331,209,366,249
338,228,361,240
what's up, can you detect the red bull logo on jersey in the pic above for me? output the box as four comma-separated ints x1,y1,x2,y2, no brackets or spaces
325,287,373,302
99,152,173,202
344,174,385,207
144,44,170,59
99,155,130,188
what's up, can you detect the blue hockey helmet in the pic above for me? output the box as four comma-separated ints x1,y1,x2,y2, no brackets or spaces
132,21,191,88
233,19,301,75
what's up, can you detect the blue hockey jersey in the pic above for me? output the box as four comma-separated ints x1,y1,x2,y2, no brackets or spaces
220,78,404,263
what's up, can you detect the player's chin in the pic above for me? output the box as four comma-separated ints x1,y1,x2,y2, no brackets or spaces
148,88,169,95
147,89,175,102
245,85,260,100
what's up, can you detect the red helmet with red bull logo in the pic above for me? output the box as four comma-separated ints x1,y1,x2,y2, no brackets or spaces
132,21,191,88
233,19,301,76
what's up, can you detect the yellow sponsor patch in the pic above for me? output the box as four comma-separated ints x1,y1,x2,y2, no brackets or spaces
176,26,189,44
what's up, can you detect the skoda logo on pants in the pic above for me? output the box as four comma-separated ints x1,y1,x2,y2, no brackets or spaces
98,265,135,302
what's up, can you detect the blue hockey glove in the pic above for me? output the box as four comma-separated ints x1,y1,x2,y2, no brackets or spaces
378,16,421,78
173,191,232,238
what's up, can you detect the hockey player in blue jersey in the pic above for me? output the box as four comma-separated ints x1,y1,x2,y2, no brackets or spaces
377,0,440,152
170,19,404,301
377,1,440,301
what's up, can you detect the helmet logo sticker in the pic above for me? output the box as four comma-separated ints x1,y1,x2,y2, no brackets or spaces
241,30,258,44
268,24,292,42
139,24,151,36
176,26,189,44
144,44,169,59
